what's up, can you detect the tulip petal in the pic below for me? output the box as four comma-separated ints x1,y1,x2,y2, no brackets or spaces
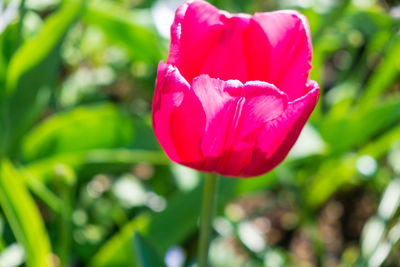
152,62,206,165
190,75,289,176
154,1,320,178
191,75,237,168
199,15,250,83
244,10,312,100
215,81,289,176
167,0,225,83
241,81,320,177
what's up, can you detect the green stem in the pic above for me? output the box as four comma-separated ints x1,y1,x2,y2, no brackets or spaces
198,172,218,267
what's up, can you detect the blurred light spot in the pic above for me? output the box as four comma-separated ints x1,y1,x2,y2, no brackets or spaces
93,67,115,86
390,6,400,19
213,217,234,236
356,155,377,176
112,175,146,208
361,217,385,258
26,0,59,10
133,163,154,180
289,124,326,158
333,50,352,70
325,81,357,107
22,11,43,38
81,26,105,53
264,249,285,267
146,192,167,212
238,221,266,253
0,243,24,267
297,0,312,8
348,30,364,47
73,230,86,244
151,0,184,39
51,254,60,267
171,164,200,192
388,147,400,174
368,242,391,267
60,67,97,106
225,203,245,222
72,209,88,226
87,174,111,198
61,24,84,66
104,46,129,67
352,0,376,8
0,0,18,34
209,237,244,267
378,179,400,220
314,0,337,13
84,225,103,244
164,246,185,267
131,61,152,78
253,217,271,234
388,221,400,244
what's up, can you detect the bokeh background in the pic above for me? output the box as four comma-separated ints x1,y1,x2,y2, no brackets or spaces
0,0,399,266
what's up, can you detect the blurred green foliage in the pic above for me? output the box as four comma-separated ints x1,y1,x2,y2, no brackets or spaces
0,0,399,266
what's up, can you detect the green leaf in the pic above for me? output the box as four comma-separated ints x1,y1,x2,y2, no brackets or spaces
4,0,83,156
89,178,238,267
83,2,163,62
319,99,400,155
306,124,400,208
357,34,400,110
6,1,82,94
133,233,166,267
25,149,169,183
89,215,149,267
22,103,135,161
0,159,53,267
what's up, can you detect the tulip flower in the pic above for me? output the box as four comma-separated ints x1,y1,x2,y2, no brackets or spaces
152,0,319,178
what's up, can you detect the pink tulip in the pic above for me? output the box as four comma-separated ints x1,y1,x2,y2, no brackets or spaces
152,0,319,177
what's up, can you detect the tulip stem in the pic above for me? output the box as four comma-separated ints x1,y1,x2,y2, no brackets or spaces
198,172,219,267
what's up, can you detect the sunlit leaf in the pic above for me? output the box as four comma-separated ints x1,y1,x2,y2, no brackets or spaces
83,2,163,62
6,0,82,94
25,148,168,183
23,103,134,161
357,34,400,110
0,160,53,267
319,99,400,155
4,0,83,156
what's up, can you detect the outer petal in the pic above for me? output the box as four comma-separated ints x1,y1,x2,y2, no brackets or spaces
241,81,320,177
167,0,252,83
152,62,206,167
214,81,290,176
167,0,225,83
244,10,312,100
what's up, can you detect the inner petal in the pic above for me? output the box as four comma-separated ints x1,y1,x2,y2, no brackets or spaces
199,15,250,83
167,0,225,84
243,11,312,100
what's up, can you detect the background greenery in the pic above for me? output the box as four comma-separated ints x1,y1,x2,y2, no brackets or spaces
0,0,399,266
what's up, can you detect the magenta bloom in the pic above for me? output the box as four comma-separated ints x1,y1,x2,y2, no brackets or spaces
152,0,319,177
